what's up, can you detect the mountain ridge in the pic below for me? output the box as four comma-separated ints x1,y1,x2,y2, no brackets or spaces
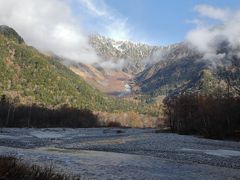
2,24,238,104
87,34,240,99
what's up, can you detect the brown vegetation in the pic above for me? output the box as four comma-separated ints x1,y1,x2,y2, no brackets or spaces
0,156,77,180
96,111,164,128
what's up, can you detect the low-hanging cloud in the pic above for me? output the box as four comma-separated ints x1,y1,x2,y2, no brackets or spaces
0,0,100,64
194,4,230,21
186,4,240,67
98,59,125,70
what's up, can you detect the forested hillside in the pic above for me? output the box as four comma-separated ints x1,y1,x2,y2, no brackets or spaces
0,25,160,116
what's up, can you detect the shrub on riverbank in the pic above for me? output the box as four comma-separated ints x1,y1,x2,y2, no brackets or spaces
0,156,76,180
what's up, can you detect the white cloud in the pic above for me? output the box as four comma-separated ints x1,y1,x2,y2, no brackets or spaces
0,0,100,64
194,4,230,21
78,0,131,41
98,59,125,70
185,18,206,28
79,0,108,17
186,4,240,67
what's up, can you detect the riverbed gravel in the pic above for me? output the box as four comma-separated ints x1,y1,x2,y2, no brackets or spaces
0,128,240,179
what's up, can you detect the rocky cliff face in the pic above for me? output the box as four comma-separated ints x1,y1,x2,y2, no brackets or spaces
89,34,156,74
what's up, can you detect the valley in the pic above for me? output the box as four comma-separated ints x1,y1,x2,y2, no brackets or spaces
65,34,240,101
0,1,240,177
69,63,133,97
0,25,162,119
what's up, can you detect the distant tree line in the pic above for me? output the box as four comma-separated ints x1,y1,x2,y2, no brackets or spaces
164,95,240,139
0,95,100,128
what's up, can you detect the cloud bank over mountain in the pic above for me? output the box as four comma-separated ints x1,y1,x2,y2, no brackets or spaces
0,1,239,68
0,0,100,64
186,4,240,67
0,0,134,64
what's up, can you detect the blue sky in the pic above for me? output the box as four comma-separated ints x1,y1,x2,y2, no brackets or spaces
73,0,240,45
